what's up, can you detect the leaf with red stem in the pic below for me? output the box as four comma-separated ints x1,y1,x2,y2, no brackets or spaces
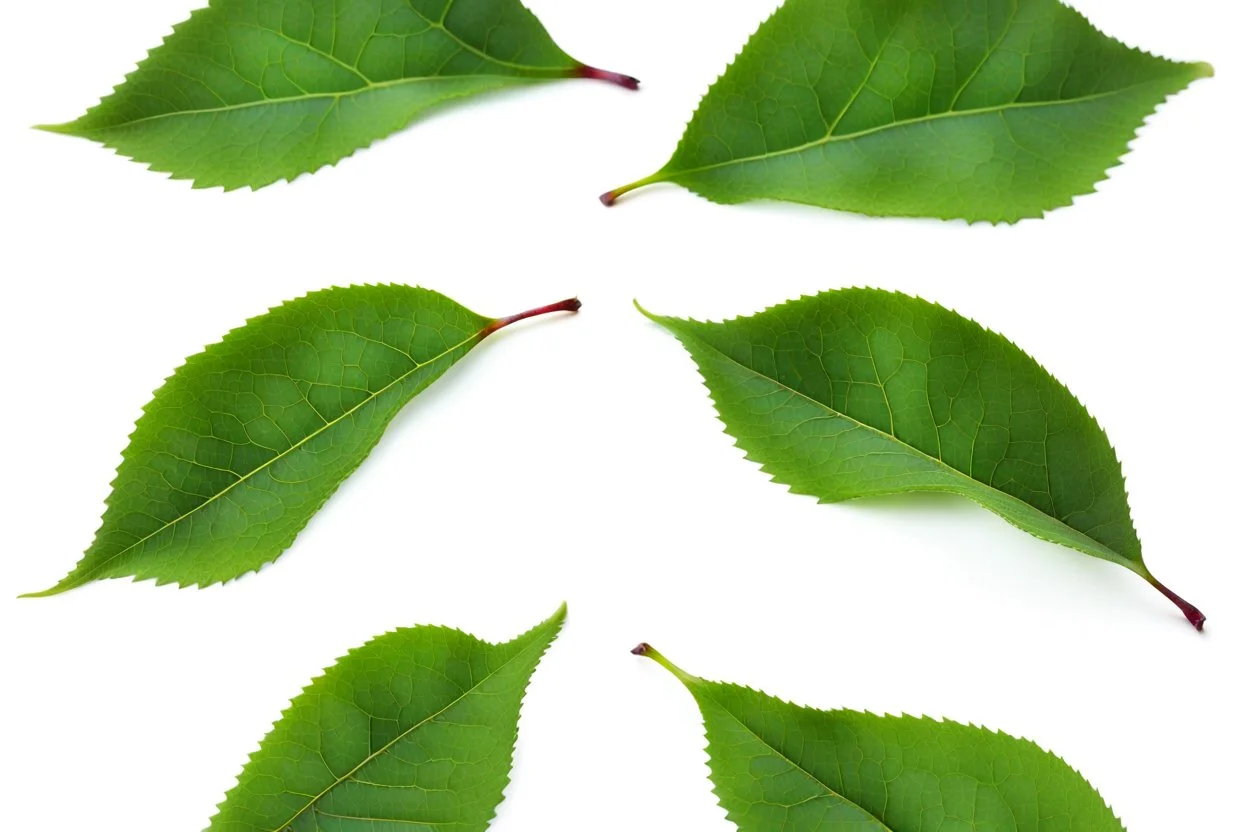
639,288,1205,630
39,0,638,190
24,285,580,596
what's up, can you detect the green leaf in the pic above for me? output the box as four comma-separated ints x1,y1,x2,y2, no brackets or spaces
639,288,1204,629
41,0,637,190
602,0,1211,222
209,604,566,832
633,642,1126,832
24,286,580,597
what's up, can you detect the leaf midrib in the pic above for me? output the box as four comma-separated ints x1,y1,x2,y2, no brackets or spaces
73,9,570,133
72,75,521,133
701,686,895,831
272,633,547,832
662,78,1171,183
69,327,483,588
677,324,1135,570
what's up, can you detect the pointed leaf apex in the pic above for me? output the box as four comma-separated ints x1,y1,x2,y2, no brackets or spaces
33,122,78,135
18,575,80,598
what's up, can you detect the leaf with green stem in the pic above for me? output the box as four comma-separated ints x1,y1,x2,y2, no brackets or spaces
24,285,580,597
41,0,638,190
639,288,1203,629
602,0,1210,222
208,604,567,832
634,642,1127,831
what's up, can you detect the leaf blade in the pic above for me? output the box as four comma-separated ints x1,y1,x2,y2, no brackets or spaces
639,289,1203,628
635,644,1126,832
604,0,1210,220
45,0,635,189
209,604,567,832
25,287,580,596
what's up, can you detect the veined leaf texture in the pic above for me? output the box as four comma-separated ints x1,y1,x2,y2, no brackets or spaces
208,605,567,831
25,286,580,596
634,643,1126,831
641,289,1204,629
42,0,637,190
602,0,1211,221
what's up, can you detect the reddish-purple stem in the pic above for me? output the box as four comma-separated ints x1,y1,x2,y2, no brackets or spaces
482,298,581,337
576,65,641,90
1148,577,1206,631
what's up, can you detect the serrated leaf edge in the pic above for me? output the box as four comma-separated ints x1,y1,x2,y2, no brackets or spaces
37,0,607,191
637,288,1147,572
205,603,567,832
693,681,1128,832
43,78,528,192
29,283,483,596
627,0,1211,223
638,646,1125,832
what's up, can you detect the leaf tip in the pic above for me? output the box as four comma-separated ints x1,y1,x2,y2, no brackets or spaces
33,121,78,135
1194,61,1215,78
17,584,66,599
630,641,652,656
575,65,640,90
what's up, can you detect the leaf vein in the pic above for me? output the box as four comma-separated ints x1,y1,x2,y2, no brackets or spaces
69,326,483,586
272,635,546,832
665,80,1163,183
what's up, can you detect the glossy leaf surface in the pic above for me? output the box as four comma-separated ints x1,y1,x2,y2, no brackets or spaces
641,288,1203,628
604,0,1210,221
42,0,636,190
635,643,1126,831
209,604,566,831
26,286,580,596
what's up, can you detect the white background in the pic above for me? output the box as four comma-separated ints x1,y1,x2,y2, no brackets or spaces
1,0,1244,828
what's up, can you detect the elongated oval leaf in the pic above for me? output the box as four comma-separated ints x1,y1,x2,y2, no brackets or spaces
634,643,1126,831
639,288,1203,628
41,0,637,190
24,286,580,596
208,604,566,831
602,0,1210,222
